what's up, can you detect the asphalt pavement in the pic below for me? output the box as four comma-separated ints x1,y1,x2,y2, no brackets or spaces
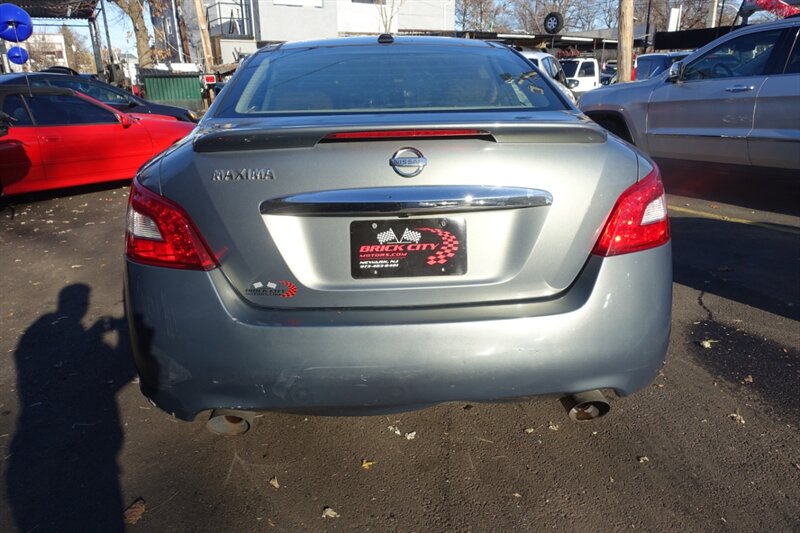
0,169,798,532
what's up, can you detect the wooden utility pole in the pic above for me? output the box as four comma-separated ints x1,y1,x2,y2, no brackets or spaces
193,0,215,69
618,0,634,82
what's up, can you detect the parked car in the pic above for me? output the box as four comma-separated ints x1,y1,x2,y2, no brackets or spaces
519,50,579,103
580,17,800,170
634,52,690,80
124,36,672,435
600,64,617,85
0,86,195,196
560,57,601,93
0,72,199,122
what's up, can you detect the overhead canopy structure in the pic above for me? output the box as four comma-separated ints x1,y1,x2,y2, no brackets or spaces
13,1,99,20
0,1,105,79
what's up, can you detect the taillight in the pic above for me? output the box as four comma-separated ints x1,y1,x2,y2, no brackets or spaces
125,179,217,270
323,129,490,141
592,166,670,257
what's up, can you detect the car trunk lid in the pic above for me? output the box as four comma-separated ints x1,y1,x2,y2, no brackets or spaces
160,112,638,309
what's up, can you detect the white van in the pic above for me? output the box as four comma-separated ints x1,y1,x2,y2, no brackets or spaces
560,58,600,94
519,50,578,104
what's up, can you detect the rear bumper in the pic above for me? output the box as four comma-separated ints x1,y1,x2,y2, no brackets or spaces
124,245,672,420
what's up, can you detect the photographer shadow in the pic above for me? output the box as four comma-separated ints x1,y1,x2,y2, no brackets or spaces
6,284,135,532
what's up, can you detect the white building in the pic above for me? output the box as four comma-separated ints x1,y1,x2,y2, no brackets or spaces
204,0,455,64
7,33,68,73
254,0,455,41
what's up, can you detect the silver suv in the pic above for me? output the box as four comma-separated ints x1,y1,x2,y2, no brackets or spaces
580,17,800,170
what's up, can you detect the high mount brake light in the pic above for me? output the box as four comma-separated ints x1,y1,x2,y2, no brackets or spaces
323,129,490,140
592,166,670,257
125,180,218,270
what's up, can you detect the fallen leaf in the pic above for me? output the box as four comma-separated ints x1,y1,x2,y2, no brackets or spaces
123,498,146,525
524,428,535,434
405,431,416,440
548,422,559,431
361,459,377,470
637,456,650,463
269,476,280,489
728,411,746,425
512,492,522,498
322,507,340,519
700,340,718,349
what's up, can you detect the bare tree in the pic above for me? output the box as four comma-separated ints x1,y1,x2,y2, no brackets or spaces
509,1,599,34
109,0,155,67
635,0,712,32
591,0,619,30
456,0,510,32
377,0,406,33
61,25,97,73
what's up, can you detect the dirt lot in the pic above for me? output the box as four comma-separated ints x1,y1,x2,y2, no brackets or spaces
0,179,798,532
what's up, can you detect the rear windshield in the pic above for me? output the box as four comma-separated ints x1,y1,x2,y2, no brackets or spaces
213,41,567,118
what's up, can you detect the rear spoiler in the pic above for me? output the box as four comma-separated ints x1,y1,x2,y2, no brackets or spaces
192,122,607,153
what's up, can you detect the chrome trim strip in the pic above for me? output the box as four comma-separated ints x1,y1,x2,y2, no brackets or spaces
261,186,553,216
649,132,749,139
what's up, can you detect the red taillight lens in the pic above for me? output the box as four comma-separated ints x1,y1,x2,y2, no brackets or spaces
592,166,670,257
323,129,489,140
125,180,217,270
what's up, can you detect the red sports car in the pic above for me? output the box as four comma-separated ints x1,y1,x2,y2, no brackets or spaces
0,86,195,197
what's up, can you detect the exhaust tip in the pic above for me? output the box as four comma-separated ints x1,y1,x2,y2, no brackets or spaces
560,390,611,422
206,409,255,435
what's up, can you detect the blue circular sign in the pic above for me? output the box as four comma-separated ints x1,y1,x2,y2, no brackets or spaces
0,3,33,42
7,45,28,64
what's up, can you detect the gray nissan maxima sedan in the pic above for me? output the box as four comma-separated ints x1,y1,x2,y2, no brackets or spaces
124,36,672,434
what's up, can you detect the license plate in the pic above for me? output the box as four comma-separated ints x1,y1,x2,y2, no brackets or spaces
350,218,467,278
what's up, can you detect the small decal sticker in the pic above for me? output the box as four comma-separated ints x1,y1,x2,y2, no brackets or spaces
246,279,297,298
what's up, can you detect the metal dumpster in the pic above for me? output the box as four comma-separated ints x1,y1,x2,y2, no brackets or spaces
138,69,202,112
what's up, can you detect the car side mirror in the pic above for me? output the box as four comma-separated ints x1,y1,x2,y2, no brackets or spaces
0,111,13,137
118,113,132,128
668,61,683,82
567,79,579,89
